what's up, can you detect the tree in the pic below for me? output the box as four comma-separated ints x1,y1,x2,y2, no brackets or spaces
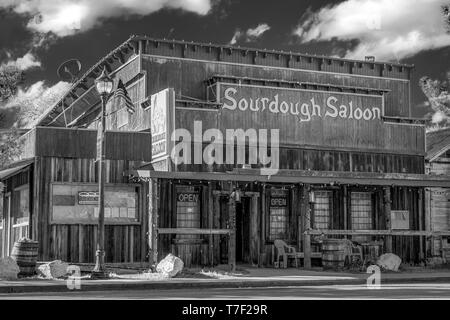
0,65,23,101
418,5,450,130
0,65,24,168
419,74,450,129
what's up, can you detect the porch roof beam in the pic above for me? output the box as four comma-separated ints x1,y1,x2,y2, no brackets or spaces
129,169,450,188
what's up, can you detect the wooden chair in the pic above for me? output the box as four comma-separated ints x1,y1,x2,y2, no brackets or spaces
274,239,302,268
343,239,363,265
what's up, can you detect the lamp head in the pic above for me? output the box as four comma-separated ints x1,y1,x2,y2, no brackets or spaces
95,66,113,96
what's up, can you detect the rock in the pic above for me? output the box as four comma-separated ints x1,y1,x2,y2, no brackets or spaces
156,254,184,278
376,253,402,271
37,260,70,279
0,257,20,280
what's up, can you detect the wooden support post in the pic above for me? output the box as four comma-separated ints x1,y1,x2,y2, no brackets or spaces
384,186,392,253
424,188,432,257
343,186,348,235
418,189,424,260
250,194,259,266
260,184,267,267
148,178,159,267
208,183,214,267
213,193,220,265
228,194,236,272
302,185,312,269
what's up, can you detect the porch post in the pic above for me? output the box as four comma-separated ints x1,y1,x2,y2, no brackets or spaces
228,193,236,272
302,184,312,269
148,177,159,267
384,186,393,253
418,189,424,260
250,194,260,266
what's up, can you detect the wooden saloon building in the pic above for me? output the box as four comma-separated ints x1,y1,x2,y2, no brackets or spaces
1,35,450,269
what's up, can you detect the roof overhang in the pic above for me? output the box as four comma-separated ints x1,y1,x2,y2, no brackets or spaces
128,168,450,188
0,158,34,181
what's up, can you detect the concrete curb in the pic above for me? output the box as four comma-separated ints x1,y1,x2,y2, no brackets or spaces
2,276,450,294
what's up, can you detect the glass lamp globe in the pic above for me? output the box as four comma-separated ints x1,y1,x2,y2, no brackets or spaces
95,67,113,95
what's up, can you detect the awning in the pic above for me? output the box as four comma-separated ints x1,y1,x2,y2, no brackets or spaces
0,158,34,181
128,168,450,188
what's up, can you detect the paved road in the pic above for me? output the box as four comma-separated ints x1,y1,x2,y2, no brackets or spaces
2,283,450,299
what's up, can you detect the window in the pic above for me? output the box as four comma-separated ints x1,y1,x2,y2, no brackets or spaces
269,190,288,241
313,191,332,229
351,192,373,230
176,186,201,239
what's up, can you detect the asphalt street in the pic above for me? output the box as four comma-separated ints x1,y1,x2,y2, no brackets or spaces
2,283,450,299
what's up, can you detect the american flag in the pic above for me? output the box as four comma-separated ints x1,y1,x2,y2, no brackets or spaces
114,79,135,114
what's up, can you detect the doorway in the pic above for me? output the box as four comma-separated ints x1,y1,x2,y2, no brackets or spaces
235,197,250,263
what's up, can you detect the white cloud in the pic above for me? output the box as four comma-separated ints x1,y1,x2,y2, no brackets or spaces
1,80,71,127
4,52,41,71
229,23,271,44
294,0,450,61
0,0,213,37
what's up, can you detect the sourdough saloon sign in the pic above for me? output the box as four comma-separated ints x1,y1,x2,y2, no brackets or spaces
221,84,382,122
212,82,388,151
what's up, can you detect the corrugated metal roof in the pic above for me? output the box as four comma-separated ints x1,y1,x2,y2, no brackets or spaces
426,128,450,161
0,158,34,180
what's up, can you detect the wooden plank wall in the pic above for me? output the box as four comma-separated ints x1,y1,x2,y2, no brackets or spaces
175,143,424,174
175,107,424,157
34,156,148,263
142,55,411,118
25,127,152,161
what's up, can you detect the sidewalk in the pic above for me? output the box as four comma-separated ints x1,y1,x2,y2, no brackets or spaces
1,267,450,294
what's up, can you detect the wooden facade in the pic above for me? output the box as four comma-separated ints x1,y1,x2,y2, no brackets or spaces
3,36,450,268
1,127,151,263
425,128,450,260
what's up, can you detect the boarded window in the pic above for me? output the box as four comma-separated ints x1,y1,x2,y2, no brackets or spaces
269,190,288,240
351,192,373,230
176,186,201,239
313,191,332,229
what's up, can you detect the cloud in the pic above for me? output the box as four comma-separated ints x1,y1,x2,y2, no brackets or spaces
3,52,41,71
1,80,70,128
294,0,450,61
0,0,213,37
230,23,271,45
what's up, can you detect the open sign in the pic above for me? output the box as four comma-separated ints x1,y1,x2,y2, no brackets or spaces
177,192,199,203
270,197,287,207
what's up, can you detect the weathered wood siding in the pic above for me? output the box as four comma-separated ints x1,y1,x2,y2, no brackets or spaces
426,156,450,255
33,157,148,263
142,54,411,118
175,143,424,174
22,127,152,161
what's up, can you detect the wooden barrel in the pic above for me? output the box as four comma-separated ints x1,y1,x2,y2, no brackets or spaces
322,239,347,270
11,239,39,276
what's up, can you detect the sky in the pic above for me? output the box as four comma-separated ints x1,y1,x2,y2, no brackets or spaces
1,0,450,121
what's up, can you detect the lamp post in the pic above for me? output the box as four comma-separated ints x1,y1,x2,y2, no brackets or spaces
91,67,113,279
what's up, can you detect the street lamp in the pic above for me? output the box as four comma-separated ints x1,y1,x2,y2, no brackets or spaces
91,66,113,279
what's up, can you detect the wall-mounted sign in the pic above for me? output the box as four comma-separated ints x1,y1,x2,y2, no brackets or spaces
201,82,414,154
51,183,139,225
151,88,175,161
78,191,99,205
391,210,409,230
220,84,382,122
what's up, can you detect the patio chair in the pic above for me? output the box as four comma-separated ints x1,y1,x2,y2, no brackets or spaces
343,239,363,266
274,239,302,268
